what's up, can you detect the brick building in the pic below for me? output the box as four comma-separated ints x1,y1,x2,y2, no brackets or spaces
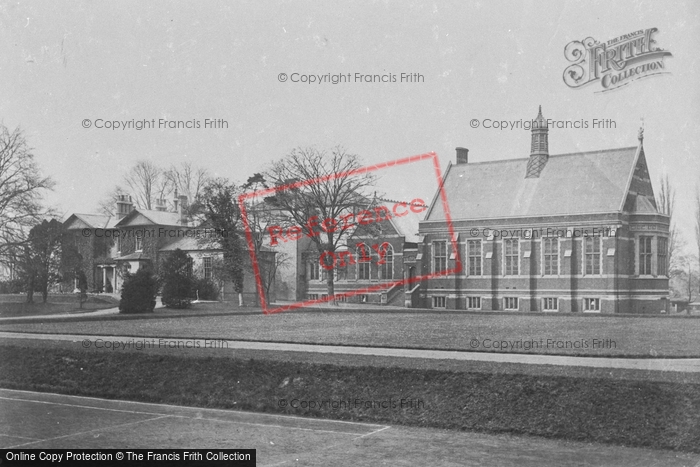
417,107,670,313
63,193,273,304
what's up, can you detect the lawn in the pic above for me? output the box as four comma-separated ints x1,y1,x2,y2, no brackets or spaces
2,302,699,357
0,293,120,317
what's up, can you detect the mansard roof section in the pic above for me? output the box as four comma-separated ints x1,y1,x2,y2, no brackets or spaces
115,209,182,227
425,146,640,222
64,213,117,230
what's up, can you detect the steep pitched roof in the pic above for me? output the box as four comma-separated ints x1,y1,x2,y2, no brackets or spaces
425,145,644,221
115,209,182,227
64,213,117,230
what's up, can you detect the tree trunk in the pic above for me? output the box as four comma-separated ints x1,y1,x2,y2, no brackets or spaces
238,293,243,307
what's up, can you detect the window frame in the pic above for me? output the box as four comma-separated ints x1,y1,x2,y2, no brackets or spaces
356,243,371,280
468,240,482,276
504,297,519,310
584,237,601,275
466,296,481,310
433,240,447,274
432,296,447,308
657,237,668,276
504,239,519,276
639,235,653,276
542,297,558,312
583,298,601,312
542,237,559,276
203,256,213,280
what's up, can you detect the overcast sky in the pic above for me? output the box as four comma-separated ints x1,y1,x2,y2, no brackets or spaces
1,1,698,242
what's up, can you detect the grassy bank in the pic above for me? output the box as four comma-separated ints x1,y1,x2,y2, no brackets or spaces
0,293,119,317
1,343,698,452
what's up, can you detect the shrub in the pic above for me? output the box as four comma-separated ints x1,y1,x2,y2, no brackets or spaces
192,278,219,301
160,249,195,309
119,268,158,314
0,279,23,294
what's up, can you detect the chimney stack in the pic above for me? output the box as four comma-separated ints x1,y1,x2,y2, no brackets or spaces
456,147,469,164
115,195,133,220
154,199,167,212
178,195,188,225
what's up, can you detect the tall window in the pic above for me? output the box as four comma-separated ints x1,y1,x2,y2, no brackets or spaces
504,239,519,275
639,236,653,275
379,244,393,280
135,234,143,251
357,244,371,280
658,237,668,276
543,238,558,275
307,259,319,280
203,256,212,280
468,240,482,275
433,241,447,273
584,237,601,275
335,262,347,281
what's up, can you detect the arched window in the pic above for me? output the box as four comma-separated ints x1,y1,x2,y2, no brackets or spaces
356,243,371,280
379,243,393,280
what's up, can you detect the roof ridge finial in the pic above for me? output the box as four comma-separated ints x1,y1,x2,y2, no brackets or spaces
638,117,644,143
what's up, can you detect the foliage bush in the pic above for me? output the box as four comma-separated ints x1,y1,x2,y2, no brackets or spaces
0,279,23,294
119,268,158,314
192,278,219,301
160,249,195,309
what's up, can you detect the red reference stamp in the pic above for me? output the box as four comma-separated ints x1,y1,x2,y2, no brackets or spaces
239,152,459,314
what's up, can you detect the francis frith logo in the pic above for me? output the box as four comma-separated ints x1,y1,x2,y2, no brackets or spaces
563,28,672,93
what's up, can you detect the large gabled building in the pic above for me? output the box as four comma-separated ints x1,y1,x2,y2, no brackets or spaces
417,107,670,313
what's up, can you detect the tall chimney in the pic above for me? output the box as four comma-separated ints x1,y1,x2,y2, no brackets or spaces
155,199,167,212
116,195,133,220
178,195,188,225
456,147,469,164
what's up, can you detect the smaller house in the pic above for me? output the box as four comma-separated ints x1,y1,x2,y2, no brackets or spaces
63,193,278,305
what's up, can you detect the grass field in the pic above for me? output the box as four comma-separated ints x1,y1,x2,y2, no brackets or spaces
1,303,699,357
0,294,120,317
1,342,698,453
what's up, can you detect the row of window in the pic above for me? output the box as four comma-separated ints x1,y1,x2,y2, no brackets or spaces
433,236,668,276
307,243,394,281
430,296,601,311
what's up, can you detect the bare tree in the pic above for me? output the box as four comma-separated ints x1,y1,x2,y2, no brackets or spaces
240,173,291,305
0,125,54,267
656,174,677,271
123,160,163,210
265,146,376,300
165,162,209,207
96,185,129,216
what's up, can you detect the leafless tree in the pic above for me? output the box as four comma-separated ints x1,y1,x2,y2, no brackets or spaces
123,160,163,210
656,174,678,271
96,185,129,216
164,162,209,208
265,146,376,300
0,125,54,267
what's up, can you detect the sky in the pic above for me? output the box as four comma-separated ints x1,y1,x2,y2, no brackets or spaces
1,1,698,245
